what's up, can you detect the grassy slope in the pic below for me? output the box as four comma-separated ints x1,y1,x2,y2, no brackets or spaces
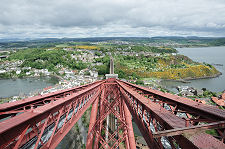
115,54,220,80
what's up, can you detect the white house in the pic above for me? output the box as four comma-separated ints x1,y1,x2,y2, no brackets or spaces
65,70,73,75
16,70,21,74
0,70,6,73
26,72,31,75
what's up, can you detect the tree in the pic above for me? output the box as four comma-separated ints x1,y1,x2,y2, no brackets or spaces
136,80,144,85
96,64,109,75
95,52,101,56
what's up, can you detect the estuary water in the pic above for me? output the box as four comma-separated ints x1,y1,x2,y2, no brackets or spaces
161,46,225,92
0,76,58,98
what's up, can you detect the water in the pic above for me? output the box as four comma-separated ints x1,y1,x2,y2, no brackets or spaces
0,76,58,98
161,46,225,92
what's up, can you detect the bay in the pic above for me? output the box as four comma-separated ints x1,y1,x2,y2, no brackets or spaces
0,76,58,98
161,46,225,92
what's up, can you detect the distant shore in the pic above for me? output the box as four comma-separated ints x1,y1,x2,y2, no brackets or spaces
175,45,225,48
162,71,222,83
0,74,62,81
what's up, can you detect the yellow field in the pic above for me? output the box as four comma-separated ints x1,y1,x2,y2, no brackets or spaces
76,45,99,50
116,63,220,80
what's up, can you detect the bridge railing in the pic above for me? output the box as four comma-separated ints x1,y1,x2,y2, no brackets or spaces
0,78,225,149
0,80,103,121
119,80,225,121
0,81,103,149
117,80,225,149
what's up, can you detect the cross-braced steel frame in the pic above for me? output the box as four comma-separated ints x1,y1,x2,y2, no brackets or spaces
0,78,225,149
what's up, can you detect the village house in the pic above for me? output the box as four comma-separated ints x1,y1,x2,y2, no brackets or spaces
0,70,6,73
16,70,21,74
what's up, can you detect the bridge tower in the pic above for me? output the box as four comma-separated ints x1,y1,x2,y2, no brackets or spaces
110,56,114,74
105,56,118,79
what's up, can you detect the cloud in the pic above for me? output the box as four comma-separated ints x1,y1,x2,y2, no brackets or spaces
0,0,225,38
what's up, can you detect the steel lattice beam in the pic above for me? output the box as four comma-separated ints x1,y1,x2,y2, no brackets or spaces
0,81,103,149
0,78,225,149
119,80,225,143
119,80,225,121
86,80,136,149
117,80,225,149
153,120,225,138
0,80,102,120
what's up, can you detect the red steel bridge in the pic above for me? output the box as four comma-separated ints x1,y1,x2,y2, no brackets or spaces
0,78,225,149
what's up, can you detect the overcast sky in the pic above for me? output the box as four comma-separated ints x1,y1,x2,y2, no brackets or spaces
0,0,225,39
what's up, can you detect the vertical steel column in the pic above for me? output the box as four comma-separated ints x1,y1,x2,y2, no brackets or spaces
122,99,130,149
123,100,136,149
94,86,105,149
125,130,130,149
86,96,99,149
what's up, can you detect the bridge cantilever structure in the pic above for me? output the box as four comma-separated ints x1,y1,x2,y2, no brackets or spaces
0,78,225,149
0,80,103,149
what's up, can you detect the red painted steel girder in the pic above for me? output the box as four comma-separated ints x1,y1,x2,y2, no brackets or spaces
87,81,136,149
86,89,100,149
1,78,225,149
117,80,225,149
153,120,225,138
123,99,136,149
121,80,225,142
120,80,225,121
0,81,103,149
0,80,103,120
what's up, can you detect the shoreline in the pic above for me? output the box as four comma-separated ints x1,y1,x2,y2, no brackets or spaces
182,72,222,81
0,75,60,100
176,45,225,49
160,72,222,83
0,74,62,81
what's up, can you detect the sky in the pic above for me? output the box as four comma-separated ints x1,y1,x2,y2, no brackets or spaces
0,0,225,39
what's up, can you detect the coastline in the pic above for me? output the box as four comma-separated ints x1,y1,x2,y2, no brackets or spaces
0,75,60,101
0,74,62,81
183,72,222,81
175,45,225,48
161,71,222,83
